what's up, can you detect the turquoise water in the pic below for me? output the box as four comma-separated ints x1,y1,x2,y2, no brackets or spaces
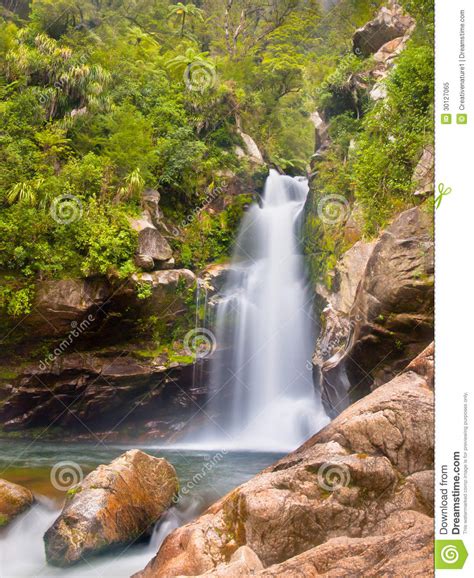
0,441,282,577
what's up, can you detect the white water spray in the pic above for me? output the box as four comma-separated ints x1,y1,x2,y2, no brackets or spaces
199,170,328,451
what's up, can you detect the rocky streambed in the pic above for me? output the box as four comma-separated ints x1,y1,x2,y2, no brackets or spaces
0,344,433,577
0,447,282,577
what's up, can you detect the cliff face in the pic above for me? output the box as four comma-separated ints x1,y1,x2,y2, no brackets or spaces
306,1,434,416
313,206,434,416
0,194,217,440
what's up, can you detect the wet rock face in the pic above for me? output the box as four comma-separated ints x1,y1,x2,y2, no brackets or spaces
0,478,34,527
136,346,433,577
0,268,199,437
44,450,178,566
353,3,414,57
9,268,196,350
0,351,208,437
314,207,434,416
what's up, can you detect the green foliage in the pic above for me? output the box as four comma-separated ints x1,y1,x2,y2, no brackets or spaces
0,281,34,316
352,42,434,234
70,198,138,277
136,281,153,300
178,195,252,270
305,2,433,287
0,0,433,329
167,2,204,38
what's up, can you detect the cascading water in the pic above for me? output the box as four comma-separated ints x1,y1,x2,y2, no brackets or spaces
198,170,328,451
0,173,329,576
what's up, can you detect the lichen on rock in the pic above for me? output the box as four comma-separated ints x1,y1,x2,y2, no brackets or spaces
44,450,179,566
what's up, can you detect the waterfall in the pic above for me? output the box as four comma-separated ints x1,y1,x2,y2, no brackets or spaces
197,170,328,451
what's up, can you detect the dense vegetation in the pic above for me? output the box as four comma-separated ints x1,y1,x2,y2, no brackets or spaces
0,0,432,318
305,0,434,286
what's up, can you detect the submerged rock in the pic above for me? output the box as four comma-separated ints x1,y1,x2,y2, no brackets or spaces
136,345,433,577
0,478,34,527
44,450,178,566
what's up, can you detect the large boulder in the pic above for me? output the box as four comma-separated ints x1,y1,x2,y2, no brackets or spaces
129,213,173,269
27,277,110,336
44,450,178,566
0,478,34,527
142,189,163,227
257,511,433,577
136,346,433,577
314,206,434,416
353,3,414,58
